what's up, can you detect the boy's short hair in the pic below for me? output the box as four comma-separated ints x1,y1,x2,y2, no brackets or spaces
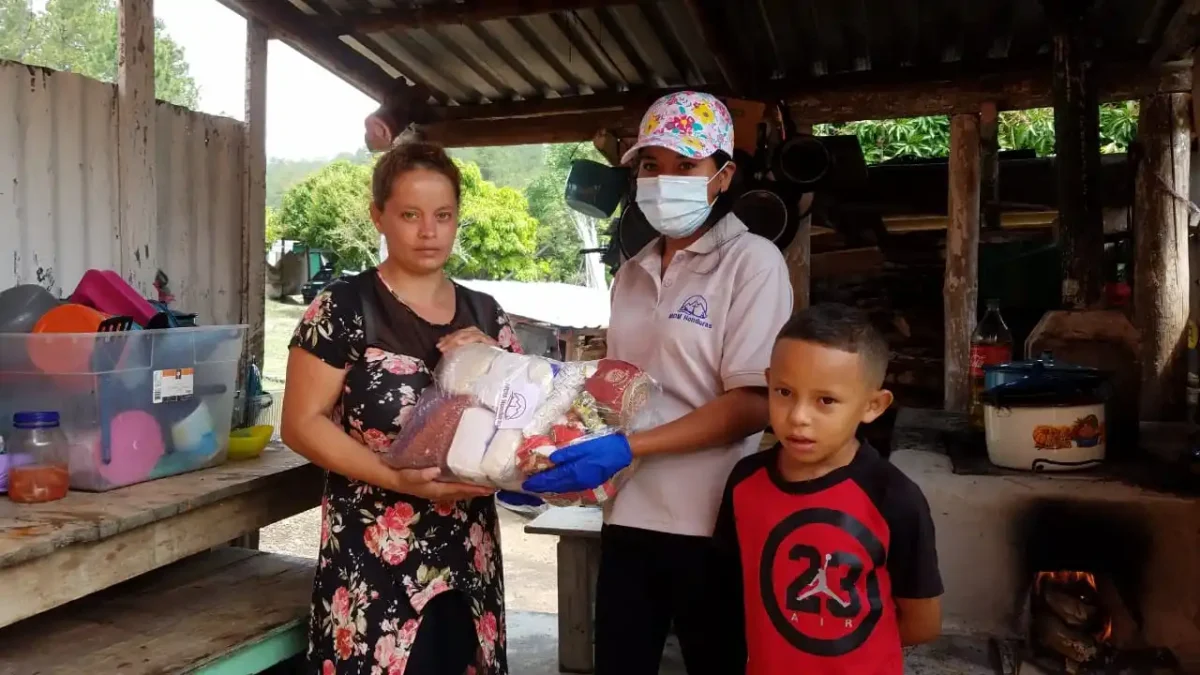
776,303,890,388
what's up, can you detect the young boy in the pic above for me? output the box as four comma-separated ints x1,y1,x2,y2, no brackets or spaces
713,303,943,674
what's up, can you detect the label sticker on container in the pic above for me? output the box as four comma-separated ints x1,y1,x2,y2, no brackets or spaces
495,377,541,430
153,368,194,404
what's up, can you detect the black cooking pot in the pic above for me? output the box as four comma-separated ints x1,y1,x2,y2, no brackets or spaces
983,351,1105,391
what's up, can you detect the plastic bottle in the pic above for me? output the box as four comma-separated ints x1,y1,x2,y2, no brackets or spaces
969,300,1013,431
7,411,70,503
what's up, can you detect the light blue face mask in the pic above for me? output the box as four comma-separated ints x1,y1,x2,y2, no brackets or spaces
635,166,728,239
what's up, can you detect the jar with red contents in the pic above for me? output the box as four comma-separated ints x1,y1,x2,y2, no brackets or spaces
7,411,70,503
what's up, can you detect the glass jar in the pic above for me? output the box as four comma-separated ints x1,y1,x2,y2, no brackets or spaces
7,411,70,503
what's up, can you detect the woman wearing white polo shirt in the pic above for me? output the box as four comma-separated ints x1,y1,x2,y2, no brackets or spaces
524,92,793,674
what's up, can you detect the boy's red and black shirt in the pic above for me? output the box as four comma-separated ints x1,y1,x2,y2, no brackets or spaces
713,443,942,675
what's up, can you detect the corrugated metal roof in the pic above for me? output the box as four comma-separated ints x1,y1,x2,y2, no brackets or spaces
454,279,610,329
232,0,1178,110
0,61,245,325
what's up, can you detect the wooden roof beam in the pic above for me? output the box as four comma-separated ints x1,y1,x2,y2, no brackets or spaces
347,0,624,33
428,60,1189,128
1153,0,1200,64
215,0,394,101
682,0,743,94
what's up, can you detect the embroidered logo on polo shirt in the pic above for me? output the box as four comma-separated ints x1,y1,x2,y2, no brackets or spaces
669,295,713,329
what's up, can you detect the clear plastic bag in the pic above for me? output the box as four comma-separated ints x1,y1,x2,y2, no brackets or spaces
381,345,660,503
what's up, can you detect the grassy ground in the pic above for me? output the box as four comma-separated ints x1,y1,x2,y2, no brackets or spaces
264,298,306,385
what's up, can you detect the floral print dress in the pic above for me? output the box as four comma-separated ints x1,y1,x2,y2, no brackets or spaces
290,271,522,675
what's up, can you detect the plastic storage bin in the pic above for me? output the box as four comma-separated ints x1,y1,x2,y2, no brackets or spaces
0,325,246,491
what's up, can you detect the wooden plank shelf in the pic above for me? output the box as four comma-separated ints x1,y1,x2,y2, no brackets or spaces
0,547,315,675
0,443,322,627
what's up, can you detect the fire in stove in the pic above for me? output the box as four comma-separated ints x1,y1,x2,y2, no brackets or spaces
1030,571,1113,667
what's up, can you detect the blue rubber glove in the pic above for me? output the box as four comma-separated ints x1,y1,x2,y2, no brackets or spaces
521,433,634,494
497,490,545,508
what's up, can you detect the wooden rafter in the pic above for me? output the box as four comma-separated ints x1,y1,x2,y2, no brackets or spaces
1153,0,1200,64
426,60,1190,126
682,0,743,94
215,0,394,101
347,0,624,33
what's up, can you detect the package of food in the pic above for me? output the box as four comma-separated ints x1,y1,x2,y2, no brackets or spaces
514,431,635,508
381,346,660,498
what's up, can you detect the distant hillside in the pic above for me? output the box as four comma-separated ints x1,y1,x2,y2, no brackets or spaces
266,149,372,209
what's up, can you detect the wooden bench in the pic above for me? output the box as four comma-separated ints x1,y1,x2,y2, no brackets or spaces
0,547,315,674
524,506,603,674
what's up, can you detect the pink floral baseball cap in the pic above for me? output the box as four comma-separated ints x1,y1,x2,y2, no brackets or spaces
621,91,734,165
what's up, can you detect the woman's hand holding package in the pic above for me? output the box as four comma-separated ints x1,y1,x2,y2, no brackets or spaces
521,433,634,494
437,326,497,353
385,465,496,502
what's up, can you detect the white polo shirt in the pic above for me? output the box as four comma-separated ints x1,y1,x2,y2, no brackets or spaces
605,213,793,538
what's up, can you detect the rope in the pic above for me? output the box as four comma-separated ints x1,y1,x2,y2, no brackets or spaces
1153,172,1200,230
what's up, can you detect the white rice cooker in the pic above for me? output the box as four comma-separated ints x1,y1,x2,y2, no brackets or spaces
981,354,1109,472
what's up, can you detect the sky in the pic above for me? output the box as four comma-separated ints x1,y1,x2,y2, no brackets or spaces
153,0,377,161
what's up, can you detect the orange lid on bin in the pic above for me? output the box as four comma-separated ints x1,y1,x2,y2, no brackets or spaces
29,303,108,375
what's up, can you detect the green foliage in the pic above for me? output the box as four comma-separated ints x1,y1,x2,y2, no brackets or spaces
449,145,545,190
449,159,543,281
524,143,611,284
266,149,373,209
0,0,199,109
272,156,545,280
815,102,1140,163
275,160,377,271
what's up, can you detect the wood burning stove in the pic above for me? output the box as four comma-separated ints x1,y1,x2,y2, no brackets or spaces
988,502,1181,674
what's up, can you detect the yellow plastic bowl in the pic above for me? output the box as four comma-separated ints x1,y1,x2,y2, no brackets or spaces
228,425,273,460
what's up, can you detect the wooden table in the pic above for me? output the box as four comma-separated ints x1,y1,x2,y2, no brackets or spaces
0,443,322,628
0,547,316,675
525,506,603,674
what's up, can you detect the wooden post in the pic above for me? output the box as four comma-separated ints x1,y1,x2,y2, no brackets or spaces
944,113,982,413
1050,17,1103,309
784,122,815,313
980,102,1001,231
117,0,157,295
1134,93,1192,421
242,20,268,370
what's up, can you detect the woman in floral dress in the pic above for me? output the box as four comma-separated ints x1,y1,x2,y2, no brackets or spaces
282,142,521,675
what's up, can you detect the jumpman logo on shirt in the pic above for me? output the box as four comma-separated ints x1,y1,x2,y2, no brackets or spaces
795,553,851,608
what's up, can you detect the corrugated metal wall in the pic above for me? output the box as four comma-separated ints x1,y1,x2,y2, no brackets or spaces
0,61,246,325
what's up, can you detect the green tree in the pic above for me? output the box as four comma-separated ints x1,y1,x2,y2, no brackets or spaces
525,143,611,284
273,157,545,280
275,160,377,271
815,103,1140,163
450,160,543,281
0,0,199,109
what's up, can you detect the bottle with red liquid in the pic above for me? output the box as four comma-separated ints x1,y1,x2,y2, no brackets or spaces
7,411,70,504
969,300,1013,431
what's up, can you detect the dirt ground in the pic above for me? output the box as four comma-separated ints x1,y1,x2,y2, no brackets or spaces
260,502,560,614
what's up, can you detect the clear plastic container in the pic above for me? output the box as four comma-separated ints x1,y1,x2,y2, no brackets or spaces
0,326,246,491
7,411,70,503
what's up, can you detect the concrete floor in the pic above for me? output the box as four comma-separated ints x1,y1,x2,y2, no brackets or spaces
262,505,995,675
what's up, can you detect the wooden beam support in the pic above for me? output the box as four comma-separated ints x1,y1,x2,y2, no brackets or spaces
980,101,1001,231
429,60,1189,132
682,0,743,94
241,18,268,374
1135,92,1192,421
416,109,644,147
1052,24,1104,309
944,113,982,413
117,0,157,296
784,61,1190,124
1153,0,1200,64
215,0,394,101
347,0,619,33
